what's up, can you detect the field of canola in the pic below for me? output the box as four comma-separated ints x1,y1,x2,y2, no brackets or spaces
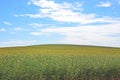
0,45,120,80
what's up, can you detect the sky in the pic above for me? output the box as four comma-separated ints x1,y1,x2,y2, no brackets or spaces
0,0,120,47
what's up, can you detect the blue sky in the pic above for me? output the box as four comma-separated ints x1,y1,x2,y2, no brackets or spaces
0,0,120,47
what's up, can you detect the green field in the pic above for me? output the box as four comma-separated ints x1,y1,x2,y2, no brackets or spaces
0,45,120,80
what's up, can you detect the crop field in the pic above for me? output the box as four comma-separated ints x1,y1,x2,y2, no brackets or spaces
0,45,120,80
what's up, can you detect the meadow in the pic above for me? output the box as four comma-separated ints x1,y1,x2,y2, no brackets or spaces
0,45,120,80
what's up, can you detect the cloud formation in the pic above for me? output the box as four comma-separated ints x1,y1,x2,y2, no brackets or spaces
97,1,111,7
30,23,120,47
13,27,25,31
25,0,120,47
0,40,39,47
3,21,12,26
5,0,120,47
0,28,6,32
118,0,120,4
29,23,49,28
21,0,119,24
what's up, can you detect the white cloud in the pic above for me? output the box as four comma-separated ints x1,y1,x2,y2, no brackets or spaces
29,23,46,28
118,0,120,4
9,27,28,34
30,23,120,47
3,21,12,26
0,40,39,47
13,0,120,47
18,0,119,24
97,1,111,7
12,27,30,32
13,27,25,31
0,28,6,32
30,32,49,35
75,2,83,7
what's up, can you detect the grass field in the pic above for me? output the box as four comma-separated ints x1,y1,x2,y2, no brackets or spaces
0,44,120,80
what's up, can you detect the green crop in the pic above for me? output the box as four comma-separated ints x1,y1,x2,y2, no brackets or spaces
0,45,120,80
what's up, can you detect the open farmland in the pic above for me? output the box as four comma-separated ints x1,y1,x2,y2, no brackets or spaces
0,45,120,80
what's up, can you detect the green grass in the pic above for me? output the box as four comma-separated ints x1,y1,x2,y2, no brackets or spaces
0,44,120,80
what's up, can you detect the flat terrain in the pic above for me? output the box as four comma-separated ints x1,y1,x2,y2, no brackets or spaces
0,45,120,80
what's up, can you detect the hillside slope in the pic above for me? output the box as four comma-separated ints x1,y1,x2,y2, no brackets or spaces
0,44,120,56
